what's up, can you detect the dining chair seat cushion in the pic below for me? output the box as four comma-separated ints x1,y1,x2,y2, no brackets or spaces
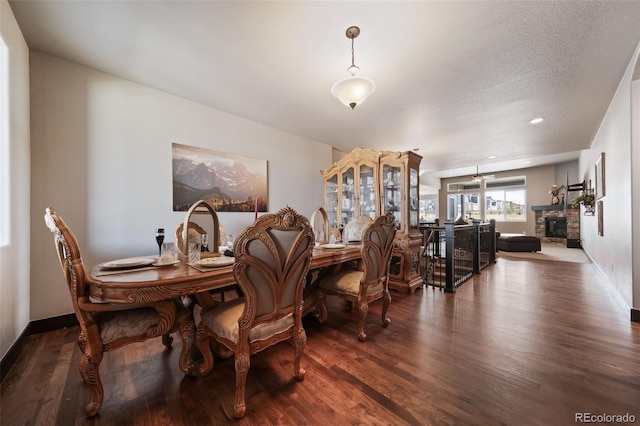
94,308,161,344
94,300,190,345
200,298,294,344
318,270,384,296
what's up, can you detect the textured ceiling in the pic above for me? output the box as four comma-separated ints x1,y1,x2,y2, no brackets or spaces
8,0,640,181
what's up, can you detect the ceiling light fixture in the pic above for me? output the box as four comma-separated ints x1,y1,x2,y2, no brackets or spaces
331,26,375,110
472,165,495,183
529,117,544,124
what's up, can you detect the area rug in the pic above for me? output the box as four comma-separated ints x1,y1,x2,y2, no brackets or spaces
497,243,590,264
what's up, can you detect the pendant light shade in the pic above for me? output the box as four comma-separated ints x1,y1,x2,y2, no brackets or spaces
332,26,375,109
331,77,376,110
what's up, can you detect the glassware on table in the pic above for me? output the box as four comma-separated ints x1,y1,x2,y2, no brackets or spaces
159,242,176,264
201,234,209,252
226,234,234,250
329,233,336,244
155,228,165,257
188,242,201,264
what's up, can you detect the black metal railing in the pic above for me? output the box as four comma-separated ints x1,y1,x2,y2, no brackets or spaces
420,219,496,292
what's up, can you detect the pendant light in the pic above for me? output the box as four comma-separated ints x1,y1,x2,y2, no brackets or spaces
331,26,375,110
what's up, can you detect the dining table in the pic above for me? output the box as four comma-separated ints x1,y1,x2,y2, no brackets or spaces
87,243,362,374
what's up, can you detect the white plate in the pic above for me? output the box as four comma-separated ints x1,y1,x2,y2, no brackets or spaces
320,243,346,249
152,260,181,267
197,257,235,268
100,258,155,270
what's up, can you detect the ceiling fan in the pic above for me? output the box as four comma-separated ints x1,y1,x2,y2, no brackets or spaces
471,165,495,183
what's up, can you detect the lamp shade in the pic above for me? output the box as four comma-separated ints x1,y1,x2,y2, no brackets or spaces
331,76,376,109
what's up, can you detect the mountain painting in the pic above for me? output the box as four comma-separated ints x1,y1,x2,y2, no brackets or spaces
172,143,268,212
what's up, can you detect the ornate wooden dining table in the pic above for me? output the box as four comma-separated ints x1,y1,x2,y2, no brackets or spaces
87,245,362,374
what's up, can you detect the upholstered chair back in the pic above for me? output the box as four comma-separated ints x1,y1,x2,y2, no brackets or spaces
234,207,314,321
342,214,373,242
360,212,397,292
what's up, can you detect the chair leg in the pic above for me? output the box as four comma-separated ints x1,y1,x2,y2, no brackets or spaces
79,350,104,417
293,327,307,381
196,326,215,376
316,290,328,324
357,301,369,342
381,289,391,327
177,319,196,375
233,348,250,418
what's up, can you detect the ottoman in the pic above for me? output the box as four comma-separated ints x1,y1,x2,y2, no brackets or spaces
497,233,541,252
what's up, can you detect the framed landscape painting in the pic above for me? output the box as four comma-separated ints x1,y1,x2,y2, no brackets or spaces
172,143,268,212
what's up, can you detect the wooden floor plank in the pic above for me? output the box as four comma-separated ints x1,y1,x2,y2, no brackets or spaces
1,255,639,425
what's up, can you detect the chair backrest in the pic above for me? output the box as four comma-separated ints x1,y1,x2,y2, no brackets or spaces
178,199,221,254
44,207,90,325
175,221,227,254
343,215,373,242
233,206,314,324
309,206,329,243
360,212,397,289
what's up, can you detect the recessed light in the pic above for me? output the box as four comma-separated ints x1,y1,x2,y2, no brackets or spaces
529,117,544,124
487,155,496,159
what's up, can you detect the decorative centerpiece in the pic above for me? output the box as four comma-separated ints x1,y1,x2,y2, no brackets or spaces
571,192,595,215
549,184,565,205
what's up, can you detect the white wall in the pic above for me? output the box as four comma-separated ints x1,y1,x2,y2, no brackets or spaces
579,42,640,310
0,0,30,360
29,52,332,321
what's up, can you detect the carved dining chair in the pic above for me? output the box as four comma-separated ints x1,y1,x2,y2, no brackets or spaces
310,206,329,244
175,199,238,306
316,212,396,341
44,207,193,417
342,214,373,243
175,221,227,255
196,206,315,418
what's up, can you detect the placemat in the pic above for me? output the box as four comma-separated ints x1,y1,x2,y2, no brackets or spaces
95,266,158,277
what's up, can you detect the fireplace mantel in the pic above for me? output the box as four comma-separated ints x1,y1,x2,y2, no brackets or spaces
531,204,564,211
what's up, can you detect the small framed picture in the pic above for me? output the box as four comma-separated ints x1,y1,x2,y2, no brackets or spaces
595,152,605,200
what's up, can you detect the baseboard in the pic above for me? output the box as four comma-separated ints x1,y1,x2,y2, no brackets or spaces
0,324,30,383
1,313,78,383
30,313,78,334
631,308,640,323
582,249,633,320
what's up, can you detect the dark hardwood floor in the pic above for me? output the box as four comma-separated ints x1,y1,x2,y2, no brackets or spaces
2,253,639,425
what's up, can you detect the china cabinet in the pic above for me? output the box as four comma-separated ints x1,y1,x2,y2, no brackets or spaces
321,147,423,294
321,147,380,234
379,150,423,294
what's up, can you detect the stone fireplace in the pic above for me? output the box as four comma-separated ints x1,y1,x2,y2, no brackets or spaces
531,204,580,246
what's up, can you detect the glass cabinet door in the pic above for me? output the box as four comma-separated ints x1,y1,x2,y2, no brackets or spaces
359,164,376,219
325,174,339,228
382,164,402,228
409,168,419,233
341,167,356,227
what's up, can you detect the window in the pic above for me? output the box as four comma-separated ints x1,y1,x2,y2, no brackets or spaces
419,196,438,222
485,189,526,222
447,193,480,221
0,36,9,246
447,176,526,222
